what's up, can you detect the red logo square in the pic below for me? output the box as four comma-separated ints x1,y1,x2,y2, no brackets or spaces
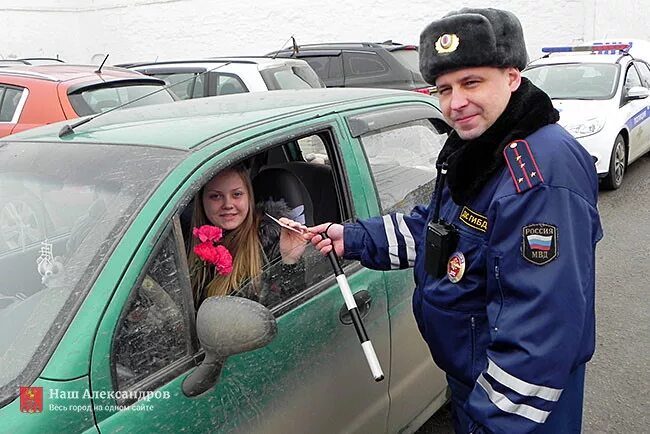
20,386,43,413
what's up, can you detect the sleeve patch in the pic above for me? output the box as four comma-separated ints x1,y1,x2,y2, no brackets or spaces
522,224,557,265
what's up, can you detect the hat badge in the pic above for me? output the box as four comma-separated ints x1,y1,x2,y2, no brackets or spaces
435,33,460,54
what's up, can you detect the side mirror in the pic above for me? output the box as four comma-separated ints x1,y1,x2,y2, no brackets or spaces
625,86,649,101
182,296,277,397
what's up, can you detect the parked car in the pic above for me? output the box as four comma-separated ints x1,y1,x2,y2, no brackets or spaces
126,57,323,100
523,43,650,189
267,41,436,95
0,64,176,138
0,88,451,433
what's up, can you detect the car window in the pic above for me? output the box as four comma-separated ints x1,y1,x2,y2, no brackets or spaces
260,65,322,90
389,48,420,74
624,64,643,89
344,52,389,77
68,83,175,116
523,63,618,100
152,72,205,100
214,74,247,96
303,56,330,79
635,61,650,87
298,134,328,164
359,119,447,214
0,141,183,404
0,86,24,122
112,224,195,391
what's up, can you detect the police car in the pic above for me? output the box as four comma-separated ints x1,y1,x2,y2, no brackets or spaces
523,43,650,189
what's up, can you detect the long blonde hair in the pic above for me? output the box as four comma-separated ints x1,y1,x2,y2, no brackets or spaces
188,166,263,304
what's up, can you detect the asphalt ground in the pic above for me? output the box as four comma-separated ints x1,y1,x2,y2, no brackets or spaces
417,154,650,434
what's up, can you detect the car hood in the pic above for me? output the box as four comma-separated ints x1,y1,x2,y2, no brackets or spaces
552,99,612,126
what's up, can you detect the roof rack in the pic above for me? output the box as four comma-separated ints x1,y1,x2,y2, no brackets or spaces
0,69,58,81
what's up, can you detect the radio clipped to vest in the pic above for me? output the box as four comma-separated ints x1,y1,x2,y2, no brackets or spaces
425,162,458,277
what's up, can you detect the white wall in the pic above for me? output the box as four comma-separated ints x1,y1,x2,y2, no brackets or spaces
1,0,649,65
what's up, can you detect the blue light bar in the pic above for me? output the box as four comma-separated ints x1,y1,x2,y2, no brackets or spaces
542,44,631,53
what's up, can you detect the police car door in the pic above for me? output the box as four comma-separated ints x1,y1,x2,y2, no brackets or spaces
631,61,650,155
621,62,650,162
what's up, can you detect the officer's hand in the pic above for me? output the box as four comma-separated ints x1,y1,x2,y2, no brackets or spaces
305,222,344,257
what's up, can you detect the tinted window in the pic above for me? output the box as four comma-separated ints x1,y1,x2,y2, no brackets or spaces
68,83,175,116
523,63,619,100
389,49,420,74
359,119,447,214
0,86,24,122
113,227,194,391
303,57,330,79
345,52,389,77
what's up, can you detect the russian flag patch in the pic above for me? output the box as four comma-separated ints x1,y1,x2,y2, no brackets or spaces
522,223,557,265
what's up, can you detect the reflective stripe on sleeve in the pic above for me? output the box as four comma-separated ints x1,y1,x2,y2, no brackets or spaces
487,359,562,402
382,215,400,269
396,213,416,266
477,374,550,424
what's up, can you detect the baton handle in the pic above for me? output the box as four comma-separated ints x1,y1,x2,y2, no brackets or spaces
322,232,385,382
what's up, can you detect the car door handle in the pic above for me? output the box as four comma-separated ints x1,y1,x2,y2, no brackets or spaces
339,290,372,325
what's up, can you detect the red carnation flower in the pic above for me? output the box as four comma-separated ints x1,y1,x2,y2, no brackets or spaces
192,225,233,276
193,225,223,243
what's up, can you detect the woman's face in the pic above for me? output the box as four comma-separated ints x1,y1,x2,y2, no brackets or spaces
202,170,250,231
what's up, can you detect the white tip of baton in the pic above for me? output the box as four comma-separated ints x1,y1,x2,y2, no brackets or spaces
361,341,384,382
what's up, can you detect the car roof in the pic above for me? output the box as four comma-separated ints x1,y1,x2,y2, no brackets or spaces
125,57,309,69
6,88,434,150
0,64,154,83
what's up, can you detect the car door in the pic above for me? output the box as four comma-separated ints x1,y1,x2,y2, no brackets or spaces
621,62,649,162
632,60,650,154
90,120,392,433
342,103,451,432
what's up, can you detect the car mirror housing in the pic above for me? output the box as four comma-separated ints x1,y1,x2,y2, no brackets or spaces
625,86,649,101
182,296,277,397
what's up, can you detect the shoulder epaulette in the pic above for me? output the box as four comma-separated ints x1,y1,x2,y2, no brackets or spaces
503,139,544,193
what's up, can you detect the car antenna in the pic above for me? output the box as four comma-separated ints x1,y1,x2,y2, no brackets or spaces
271,35,298,59
58,61,232,138
95,54,109,74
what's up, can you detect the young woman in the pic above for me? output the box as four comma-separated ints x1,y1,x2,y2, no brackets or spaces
188,165,307,307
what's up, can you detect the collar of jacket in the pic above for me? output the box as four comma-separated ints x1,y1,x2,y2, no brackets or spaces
437,77,560,205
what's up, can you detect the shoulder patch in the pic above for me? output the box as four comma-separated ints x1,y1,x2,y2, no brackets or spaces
522,223,557,265
503,140,544,193
458,206,488,233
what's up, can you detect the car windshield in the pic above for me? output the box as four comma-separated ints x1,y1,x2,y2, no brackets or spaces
522,63,619,100
0,141,183,402
68,83,176,116
260,65,324,90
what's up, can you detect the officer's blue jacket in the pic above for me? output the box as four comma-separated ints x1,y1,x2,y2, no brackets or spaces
343,124,603,433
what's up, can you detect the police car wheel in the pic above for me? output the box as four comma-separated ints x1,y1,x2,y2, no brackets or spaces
602,134,626,190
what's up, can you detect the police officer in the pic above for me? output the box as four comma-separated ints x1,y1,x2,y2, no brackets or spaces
306,7,603,434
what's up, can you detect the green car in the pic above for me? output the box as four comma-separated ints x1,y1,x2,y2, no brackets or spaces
0,88,451,433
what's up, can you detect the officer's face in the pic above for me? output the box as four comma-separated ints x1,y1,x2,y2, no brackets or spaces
436,66,521,140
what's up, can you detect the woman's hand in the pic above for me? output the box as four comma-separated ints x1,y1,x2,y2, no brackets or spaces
304,222,344,257
278,217,308,264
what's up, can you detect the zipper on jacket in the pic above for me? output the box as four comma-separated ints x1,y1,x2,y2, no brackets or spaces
493,257,504,329
470,315,476,378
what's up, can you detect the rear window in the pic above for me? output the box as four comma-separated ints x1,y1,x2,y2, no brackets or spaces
260,65,324,90
68,83,176,116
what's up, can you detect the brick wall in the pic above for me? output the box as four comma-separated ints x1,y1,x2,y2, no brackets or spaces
1,0,648,65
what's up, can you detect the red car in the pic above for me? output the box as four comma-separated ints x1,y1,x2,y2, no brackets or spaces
0,64,176,137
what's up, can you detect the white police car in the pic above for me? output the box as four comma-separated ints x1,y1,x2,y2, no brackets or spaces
523,43,650,189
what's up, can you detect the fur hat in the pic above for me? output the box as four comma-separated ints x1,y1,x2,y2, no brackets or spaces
419,8,528,84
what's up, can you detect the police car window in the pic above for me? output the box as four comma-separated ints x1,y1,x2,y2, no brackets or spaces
634,62,650,87
359,119,447,214
624,65,642,89
112,225,195,392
